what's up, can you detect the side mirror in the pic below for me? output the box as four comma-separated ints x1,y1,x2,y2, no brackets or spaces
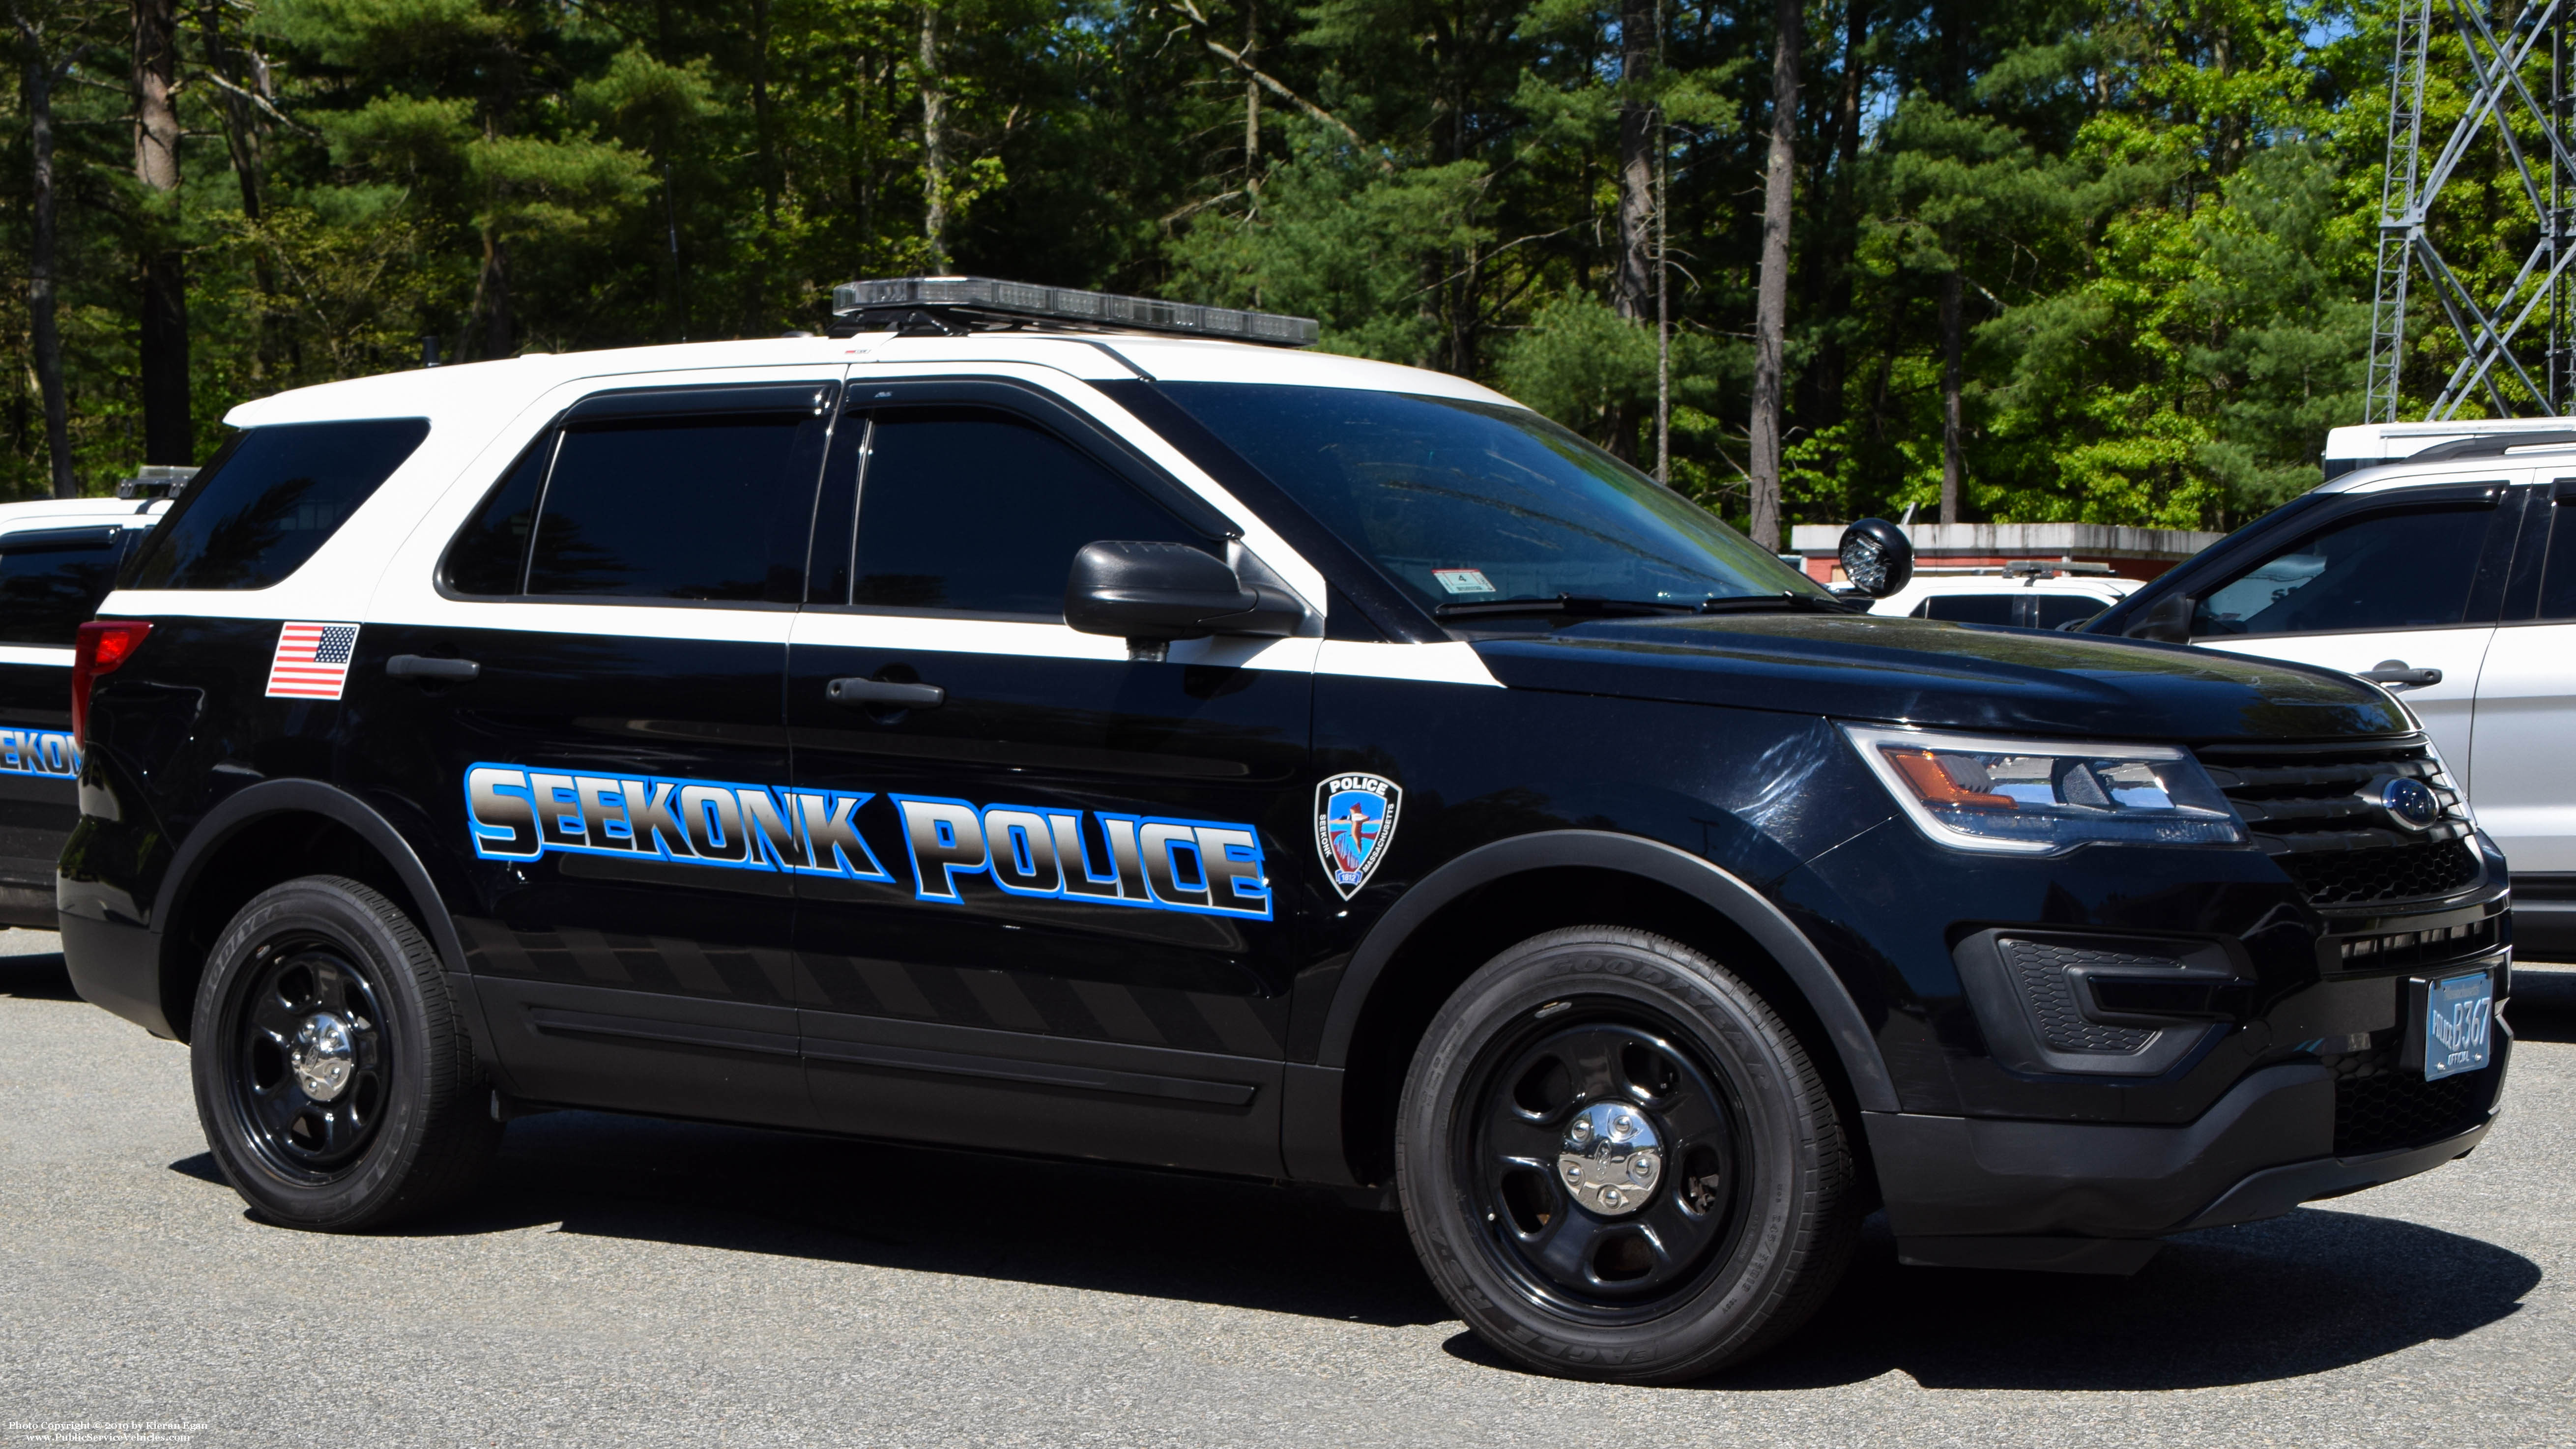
1065,540,1303,653
1839,518,1914,598
2125,591,2193,644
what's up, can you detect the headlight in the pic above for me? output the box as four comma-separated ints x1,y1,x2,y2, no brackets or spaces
1844,725,2246,854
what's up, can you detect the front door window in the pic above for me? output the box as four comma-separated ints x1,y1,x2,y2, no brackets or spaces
2187,495,2510,792
2193,505,2493,638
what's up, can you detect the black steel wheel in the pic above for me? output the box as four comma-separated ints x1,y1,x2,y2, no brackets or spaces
223,936,394,1178
1397,926,1859,1383
1463,1012,1751,1317
191,875,501,1229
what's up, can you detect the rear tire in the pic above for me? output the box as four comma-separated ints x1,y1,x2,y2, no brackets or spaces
190,876,501,1229
1396,926,1858,1383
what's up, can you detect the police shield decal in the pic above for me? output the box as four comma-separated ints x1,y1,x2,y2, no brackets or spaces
1315,772,1401,900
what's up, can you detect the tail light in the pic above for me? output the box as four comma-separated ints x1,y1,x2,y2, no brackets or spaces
72,620,152,747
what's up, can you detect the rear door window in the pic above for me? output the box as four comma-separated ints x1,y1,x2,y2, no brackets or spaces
2193,504,2495,636
2029,594,2110,629
125,419,428,590
1915,594,2019,626
441,390,830,604
0,526,130,644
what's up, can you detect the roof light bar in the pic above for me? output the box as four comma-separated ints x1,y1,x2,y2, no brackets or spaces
831,276,1320,348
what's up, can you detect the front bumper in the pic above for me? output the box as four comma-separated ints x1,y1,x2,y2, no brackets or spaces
1866,1032,2507,1271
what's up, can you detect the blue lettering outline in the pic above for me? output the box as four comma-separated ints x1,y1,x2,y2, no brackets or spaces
981,804,1066,899
462,762,891,881
458,764,1260,919
893,794,989,902
1100,811,1272,922
0,727,82,779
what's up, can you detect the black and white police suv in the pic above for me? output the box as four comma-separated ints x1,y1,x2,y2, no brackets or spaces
0,494,168,927
61,278,2513,1382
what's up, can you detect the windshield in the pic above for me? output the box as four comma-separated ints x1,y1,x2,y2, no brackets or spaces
1158,383,1826,613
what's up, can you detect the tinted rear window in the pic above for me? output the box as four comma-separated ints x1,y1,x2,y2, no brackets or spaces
125,420,429,590
1915,594,2019,626
525,415,819,602
2030,594,2108,629
0,529,127,645
440,437,553,597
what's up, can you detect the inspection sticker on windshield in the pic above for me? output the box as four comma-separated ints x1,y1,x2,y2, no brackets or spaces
1433,568,1497,595
2421,971,2493,1081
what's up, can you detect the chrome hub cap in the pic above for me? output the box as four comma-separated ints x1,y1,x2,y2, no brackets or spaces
289,1013,359,1101
1558,1101,1663,1216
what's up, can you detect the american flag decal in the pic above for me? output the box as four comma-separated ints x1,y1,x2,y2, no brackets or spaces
265,621,360,700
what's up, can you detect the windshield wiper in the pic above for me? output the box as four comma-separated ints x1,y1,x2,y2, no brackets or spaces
1694,592,1867,615
1433,594,1701,620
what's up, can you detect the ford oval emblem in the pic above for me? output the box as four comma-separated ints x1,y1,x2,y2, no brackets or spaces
2368,775,2442,830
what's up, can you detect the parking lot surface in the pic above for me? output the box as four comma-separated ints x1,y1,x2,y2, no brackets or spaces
3,928,2571,1448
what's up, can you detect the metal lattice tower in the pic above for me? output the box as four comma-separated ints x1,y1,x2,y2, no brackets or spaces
2366,0,2576,422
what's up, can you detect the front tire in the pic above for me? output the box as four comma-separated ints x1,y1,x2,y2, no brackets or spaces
190,876,501,1229
1396,926,1859,1382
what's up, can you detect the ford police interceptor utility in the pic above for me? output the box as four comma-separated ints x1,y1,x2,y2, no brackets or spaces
59,278,2513,1383
0,495,169,927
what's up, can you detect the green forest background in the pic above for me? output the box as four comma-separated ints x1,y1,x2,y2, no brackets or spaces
0,0,2539,537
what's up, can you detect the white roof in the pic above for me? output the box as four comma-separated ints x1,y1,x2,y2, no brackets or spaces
221,331,1519,431
2320,415,2576,464
1866,573,2137,617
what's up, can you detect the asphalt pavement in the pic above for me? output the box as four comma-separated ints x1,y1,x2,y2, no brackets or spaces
3,927,2572,1448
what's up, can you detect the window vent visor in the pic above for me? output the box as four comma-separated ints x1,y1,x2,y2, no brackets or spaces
562,383,833,425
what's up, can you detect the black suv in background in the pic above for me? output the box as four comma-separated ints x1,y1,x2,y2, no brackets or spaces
58,282,2516,1383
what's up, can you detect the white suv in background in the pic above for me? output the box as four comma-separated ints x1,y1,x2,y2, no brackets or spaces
1868,564,2139,630
2088,420,2576,954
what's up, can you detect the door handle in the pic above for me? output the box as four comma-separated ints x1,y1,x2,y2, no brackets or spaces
2359,659,2442,689
826,676,945,709
386,654,480,681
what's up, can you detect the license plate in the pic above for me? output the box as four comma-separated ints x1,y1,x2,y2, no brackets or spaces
2422,971,2494,1081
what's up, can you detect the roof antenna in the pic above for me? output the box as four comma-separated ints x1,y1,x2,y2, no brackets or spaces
1898,502,1918,528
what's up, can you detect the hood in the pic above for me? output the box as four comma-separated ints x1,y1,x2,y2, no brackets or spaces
1470,613,2410,741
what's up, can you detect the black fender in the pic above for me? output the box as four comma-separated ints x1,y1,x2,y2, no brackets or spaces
153,778,476,985
1315,829,1898,1111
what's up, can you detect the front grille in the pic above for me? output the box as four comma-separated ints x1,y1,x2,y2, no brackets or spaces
2321,1041,2492,1156
2332,915,2498,970
1999,940,2160,1053
2195,740,2484,908
2281,840,2482,907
